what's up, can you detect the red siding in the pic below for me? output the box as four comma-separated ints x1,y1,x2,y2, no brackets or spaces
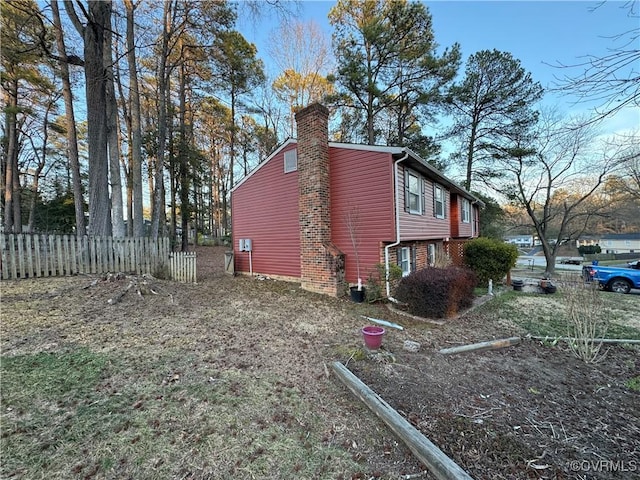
450,195,460,237
452,194,474,238
231,145,300,278
457,222,472,238
329,147,395,284
398,166,451,240
231,143,479,286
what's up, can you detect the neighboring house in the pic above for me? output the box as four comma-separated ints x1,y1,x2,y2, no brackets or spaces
575,236,599,248
599,233,640,254
231,103,483,297
504,235,534,248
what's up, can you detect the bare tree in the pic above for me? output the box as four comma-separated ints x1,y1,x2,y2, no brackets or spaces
103,8,125,237
150,0,176,240
550,1,640,123
123,0,144,237
64,0,113,236
51,0,86,236
268,19,333,136
604,136,640,200
493,112,627,275
22,95,59,233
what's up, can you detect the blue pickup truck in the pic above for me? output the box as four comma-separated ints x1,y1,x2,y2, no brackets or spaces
582,260,640,294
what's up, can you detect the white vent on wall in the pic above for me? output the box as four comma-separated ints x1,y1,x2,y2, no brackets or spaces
284,149,297,173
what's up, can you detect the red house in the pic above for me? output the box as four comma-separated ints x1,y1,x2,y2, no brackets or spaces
231,103,483,297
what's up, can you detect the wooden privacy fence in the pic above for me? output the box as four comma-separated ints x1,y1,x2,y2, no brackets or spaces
0,234,172,280
169,251,197,283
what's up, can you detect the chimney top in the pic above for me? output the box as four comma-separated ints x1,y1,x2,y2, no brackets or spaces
294,103,329,124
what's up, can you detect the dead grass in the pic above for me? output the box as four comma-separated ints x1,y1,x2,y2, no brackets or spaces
1,247,639,479
0,265,418,479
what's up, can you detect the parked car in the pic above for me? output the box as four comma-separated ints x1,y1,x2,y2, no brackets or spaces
628,260,640,269
582,263,640,294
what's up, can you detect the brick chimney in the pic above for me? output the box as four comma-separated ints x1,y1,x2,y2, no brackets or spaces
295,103,345,296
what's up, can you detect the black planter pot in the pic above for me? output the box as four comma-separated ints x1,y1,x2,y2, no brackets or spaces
512,279,524,291
350,286,366,303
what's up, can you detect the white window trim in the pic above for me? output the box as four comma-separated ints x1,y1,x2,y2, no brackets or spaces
284,149,297,173
461,198,470,223
404,168,425,215
409,172,424,215
434,184,445,219
399,247,411,277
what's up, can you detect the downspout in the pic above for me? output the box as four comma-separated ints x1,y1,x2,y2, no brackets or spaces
385,152,409,300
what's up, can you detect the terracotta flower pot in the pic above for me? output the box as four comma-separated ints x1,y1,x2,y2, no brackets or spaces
362,325,385,349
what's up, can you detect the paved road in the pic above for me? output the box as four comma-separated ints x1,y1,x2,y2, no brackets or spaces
516,256,583,271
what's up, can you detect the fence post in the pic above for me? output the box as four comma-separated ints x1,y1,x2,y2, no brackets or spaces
42,235,50,277
25,234,34,278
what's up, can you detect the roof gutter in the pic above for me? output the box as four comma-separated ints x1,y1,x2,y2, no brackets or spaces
385,152,409,300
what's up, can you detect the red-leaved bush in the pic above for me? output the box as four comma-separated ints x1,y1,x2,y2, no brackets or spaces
394,266,477,319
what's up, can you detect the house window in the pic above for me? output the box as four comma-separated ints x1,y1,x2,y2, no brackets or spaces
461,198,470,223
398,246,416,277
427,244,436,267
284,149,297,173
434,184,445,219
404,169,424,215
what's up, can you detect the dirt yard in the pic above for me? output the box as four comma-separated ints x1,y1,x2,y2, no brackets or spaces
1,246,638,479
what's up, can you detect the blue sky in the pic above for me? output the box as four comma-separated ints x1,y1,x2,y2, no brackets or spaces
238,0,640,135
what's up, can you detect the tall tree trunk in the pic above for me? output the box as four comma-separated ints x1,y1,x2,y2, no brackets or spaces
465,117,479,191
147,156,155,219
366,96,375,145
208,158,214,235
104,8,125,237
151,0,172,240
169,107,177,247
75,0,112,236
124,0,144,237
179,58,189,251
224,87,236,236
3,78,20,233
167,79,176,247
52,0,86,236
114,49,133,236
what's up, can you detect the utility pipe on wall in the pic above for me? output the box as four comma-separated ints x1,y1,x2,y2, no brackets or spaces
385,152,409,299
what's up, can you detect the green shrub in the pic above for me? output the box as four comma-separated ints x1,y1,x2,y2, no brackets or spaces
463,237,518,287
578,244,601,255
395,266,477,319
